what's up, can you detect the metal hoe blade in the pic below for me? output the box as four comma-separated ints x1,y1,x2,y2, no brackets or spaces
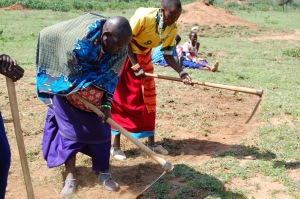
245,96,262,124
136,171,167,198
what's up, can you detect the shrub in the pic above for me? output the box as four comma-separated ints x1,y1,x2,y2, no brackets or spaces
256,4,271,11
283,47,300,58
205,0,215,5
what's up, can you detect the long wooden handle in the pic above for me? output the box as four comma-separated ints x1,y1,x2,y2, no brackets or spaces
74,94,173,172
146,73,263,97
6,77,35,199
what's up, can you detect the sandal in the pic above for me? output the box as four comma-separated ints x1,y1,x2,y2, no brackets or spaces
148,144,169,155
110,147,127,160
98,173,120,191
60,179,77,197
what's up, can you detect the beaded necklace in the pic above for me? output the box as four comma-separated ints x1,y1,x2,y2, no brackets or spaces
157,9,174,45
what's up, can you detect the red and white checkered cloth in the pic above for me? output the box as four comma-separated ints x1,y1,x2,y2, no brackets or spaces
66,86,104,112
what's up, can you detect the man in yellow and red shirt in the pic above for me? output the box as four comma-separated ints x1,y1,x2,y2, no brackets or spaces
111,0,193,160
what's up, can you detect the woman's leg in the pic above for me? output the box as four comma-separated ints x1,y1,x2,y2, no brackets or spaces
89,141,120,191
112,134,121,148
65,156,76,180
111,133,126,160
60,156,77,197
0,113,11,198
147,135,168,155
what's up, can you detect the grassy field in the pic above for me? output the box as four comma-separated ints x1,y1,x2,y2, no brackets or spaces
154,9,300,197
234,10,300,30
0,4,300,199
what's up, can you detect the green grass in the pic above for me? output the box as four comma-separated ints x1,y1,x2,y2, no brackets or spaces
152,8,300,198
0,0,197,12
0,10,83,66
233,10,300,30
0,0,160,12
1,5,300,199
0,10,138,66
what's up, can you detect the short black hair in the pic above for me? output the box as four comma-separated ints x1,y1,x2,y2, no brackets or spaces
161,0,182,11
105,16,132,43
189,31,197,38
175,34,181,42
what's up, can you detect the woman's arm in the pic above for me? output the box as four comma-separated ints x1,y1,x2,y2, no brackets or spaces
164,54,192,84
164,54,182,73
127,43,145,78
127,43,137,66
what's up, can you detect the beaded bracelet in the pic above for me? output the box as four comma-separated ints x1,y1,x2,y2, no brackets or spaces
101,101,112,106
131,63,141,71
179,71,188,78
101,104,111,109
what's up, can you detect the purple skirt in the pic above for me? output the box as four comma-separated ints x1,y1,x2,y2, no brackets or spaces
182,59,208,70
42,96,111,172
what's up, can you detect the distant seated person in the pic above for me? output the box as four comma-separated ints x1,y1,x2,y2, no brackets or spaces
152,34,183,67
181,31,219,72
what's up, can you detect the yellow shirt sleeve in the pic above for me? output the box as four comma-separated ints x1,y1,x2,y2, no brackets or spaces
130,8,145,37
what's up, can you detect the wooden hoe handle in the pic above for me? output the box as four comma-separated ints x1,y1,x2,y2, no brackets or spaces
74,93,174,172
6,77,35,199
145,73,263,97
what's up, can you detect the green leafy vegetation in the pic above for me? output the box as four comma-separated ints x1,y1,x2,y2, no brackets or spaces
0,0,196,12
283,47,300,58
215,0,300,12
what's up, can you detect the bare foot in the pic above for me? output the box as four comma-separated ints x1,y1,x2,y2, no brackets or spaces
211,61,219,72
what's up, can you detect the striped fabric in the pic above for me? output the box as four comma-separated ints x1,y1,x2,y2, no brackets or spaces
111,57,156,133
36,13,127,107
137,52,156,112
37,13,104,78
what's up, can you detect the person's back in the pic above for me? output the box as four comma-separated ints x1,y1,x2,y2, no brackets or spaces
152,34,182,67
152,45,165,64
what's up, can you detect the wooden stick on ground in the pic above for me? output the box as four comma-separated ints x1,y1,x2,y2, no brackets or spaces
6,77,35,199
